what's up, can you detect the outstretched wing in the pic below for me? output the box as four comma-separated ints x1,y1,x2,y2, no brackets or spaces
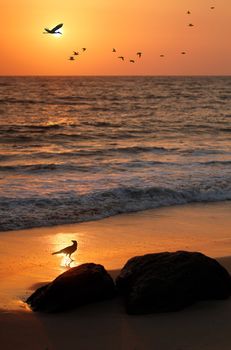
51,23,63,33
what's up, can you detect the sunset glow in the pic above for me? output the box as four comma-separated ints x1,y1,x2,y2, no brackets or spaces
1,0,231,75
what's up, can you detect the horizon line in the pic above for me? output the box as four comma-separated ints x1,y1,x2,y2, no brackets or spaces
0,74,231,78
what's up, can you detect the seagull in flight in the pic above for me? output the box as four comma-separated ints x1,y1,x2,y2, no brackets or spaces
188,23,194,27
181,51,186,54
112,48,116,52
52,240,78,258
160,54,165,57
43,23,63,34
130,59,135,63
68,56,75,61
136,52,142,58
82,48,87,52
73,51,79,56
118,56,124,61
187,11,191,14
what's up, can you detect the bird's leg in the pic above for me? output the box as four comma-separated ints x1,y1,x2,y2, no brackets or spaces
69,254,74,262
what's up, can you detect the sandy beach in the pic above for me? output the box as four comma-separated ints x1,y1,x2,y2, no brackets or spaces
0,201,231,350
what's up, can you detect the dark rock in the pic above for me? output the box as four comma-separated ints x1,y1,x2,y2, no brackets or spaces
27,263,116,312
116,251,231,314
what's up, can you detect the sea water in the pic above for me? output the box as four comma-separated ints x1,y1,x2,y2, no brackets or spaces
0,76,230,231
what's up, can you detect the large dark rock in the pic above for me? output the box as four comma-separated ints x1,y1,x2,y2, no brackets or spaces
116,251,231,314
27,263,116,312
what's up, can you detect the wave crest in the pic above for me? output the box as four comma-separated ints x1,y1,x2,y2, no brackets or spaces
0,185,230,231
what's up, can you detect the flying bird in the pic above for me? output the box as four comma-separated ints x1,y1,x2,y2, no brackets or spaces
82,48,87,51
130,59,135,63
68,56,75,61
136,52,142,58
187,11,191,14
73,51,79,56
181,51,186,54
112,48,116,52
160,54,165,57
52,240,78,258
118,56,124,61
188,23,194,27
210,7,215,10
43,23,63,34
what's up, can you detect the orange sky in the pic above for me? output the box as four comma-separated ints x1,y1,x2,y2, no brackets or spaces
1,0,231,75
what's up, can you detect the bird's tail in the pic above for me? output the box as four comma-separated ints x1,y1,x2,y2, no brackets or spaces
52,250,61,255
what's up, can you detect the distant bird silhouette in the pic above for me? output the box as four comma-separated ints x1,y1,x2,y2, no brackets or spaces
210,7,215,10
112,48,116,52
82,48,87,51
43,23,63,35
181,51,186,54
118,56,124,61
187,11,191,14
160,54,165,57
68,56,75,61
52,240,78,258
188,23,194,27
136,52,142,58
73,51,79,55
130,59,135,63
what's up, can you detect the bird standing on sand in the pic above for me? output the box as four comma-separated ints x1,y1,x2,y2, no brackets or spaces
52,240,78,258
43,23,63,35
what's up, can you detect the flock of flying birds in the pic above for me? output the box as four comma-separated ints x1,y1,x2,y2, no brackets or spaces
43,6,216,64
69,48,87,61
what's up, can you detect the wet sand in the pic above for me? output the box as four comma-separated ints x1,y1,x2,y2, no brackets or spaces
0,201,231,349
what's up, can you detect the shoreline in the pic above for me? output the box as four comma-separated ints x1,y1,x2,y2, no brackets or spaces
1,195,230,232
0,199,230,234
1,201,231,349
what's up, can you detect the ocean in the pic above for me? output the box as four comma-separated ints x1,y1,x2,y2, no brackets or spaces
0,76,230,231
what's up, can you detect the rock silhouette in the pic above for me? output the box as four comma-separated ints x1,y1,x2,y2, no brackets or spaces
116,251,231,314
27,263,116,312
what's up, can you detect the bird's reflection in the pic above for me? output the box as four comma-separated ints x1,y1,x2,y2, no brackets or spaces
60,255,76,268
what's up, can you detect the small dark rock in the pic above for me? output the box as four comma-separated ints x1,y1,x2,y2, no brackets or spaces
116,251,231,314
27,263,116,312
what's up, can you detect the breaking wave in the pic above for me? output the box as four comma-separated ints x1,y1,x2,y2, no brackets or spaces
0,185,230,231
